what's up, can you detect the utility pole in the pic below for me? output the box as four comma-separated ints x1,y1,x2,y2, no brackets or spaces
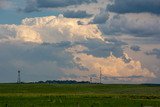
17,70,21,83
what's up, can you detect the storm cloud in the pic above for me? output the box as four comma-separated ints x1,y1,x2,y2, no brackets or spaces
63,10,93,18
130,45,141,52
91,12,109,24
107,0,160,14
0,16,155,83
37,0,97,8
146,48,160,59
22,0,97,13
100,13,160,37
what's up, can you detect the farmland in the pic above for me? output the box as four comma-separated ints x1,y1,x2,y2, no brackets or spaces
0,84,160,107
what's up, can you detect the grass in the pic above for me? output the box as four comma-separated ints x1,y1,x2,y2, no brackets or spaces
0,84,160,107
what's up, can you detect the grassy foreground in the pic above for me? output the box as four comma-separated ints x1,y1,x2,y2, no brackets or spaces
0,84,160,107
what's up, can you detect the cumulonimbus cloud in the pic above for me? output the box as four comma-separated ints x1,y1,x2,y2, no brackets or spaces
0,15,155,83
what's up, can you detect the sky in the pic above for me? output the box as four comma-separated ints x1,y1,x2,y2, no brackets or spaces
0,0,160,83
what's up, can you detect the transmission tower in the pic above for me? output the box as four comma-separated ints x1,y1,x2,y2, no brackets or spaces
90,77,92,84
17,70,21,83
100,67,102,84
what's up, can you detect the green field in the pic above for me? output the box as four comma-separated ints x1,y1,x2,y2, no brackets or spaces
0,84,160,107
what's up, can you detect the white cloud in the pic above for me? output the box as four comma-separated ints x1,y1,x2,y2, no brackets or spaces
65,45,155,83
0,24,42,43
0,16,103,43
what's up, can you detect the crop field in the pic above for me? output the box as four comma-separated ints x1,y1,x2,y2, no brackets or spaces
0,84,160,107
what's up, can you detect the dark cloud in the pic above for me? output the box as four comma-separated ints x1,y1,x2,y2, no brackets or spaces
90,12,109,24
107,0,160,14
0,41,76,82
18,0,40,13
21,0,40,13
22,0,97,13
63,10,93,18
37,0,97,8
0,41,64,82
76,38,126,58
121,54,131,63
0,38,126,82
0,42,75,68
146,48,160,59
99,14,160,37
130,45,141,52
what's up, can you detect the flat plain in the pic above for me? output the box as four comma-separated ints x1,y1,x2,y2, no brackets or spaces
0,84,160,107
